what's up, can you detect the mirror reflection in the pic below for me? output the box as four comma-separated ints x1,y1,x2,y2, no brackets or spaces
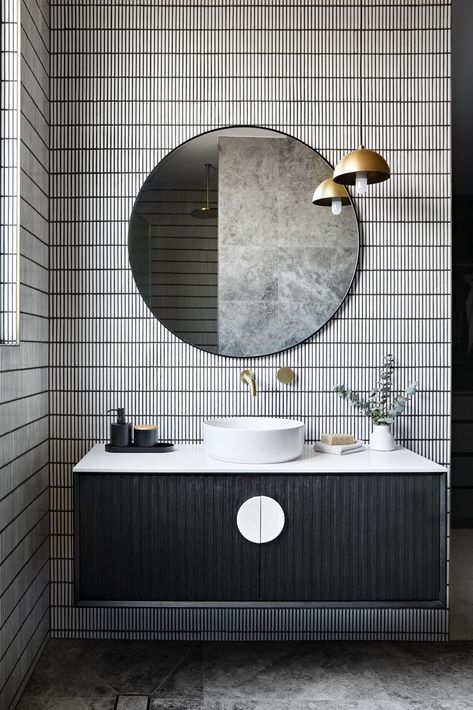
129,127,359,357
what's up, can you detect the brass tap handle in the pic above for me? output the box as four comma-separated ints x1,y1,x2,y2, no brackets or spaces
277,367,295,385
240,369,257,397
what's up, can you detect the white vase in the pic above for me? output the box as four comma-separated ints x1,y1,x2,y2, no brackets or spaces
370,424,395,451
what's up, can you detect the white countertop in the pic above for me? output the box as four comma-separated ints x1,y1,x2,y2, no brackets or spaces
74,444,447,474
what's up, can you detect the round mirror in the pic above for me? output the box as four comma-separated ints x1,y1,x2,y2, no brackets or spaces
129,126,359,357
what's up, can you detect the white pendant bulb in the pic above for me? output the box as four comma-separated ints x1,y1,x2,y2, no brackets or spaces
331,197,342,215
355,171,368,195
312,178,350,214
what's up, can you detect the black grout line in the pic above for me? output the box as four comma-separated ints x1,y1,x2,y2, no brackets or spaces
20,77,50,127
21,28,49,80
21,170,49,202
0,462,49,502
0,567,49,634
150,648,192,695
0,440,48,476
20,196,49,227
0,389,49,407
21,108,50,153
6,630,49,710
0,539,49,600
20,224,49,249
0,415,49,440
33,0,50,32
23,0,50,60
21,140,49,175
0,608,49,699
0,485,49,537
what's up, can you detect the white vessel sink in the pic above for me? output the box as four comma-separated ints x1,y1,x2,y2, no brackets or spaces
203,417,304,464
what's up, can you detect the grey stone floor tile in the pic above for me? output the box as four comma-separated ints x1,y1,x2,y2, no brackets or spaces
81,641,191,695
16,639,473,710
150,702,204,710
19,641,116,700
116,695,149,710
15,697,116,710
152,648,204,701
366,642,473,707
19,640,191,699
384,684,473,709
202,642,391,703
385,701,473,710
202,701,407,710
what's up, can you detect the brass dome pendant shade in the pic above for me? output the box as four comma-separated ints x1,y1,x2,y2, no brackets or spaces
191,163,218,219
332,0,390,193
333,146,390,188
312,178,350,216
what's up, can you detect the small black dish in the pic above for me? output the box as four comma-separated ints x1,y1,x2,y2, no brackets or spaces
105,442,175,453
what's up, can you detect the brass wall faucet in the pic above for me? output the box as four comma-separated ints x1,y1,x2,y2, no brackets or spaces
240,369,257,397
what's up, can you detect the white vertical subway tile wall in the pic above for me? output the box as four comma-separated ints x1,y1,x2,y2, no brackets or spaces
49,0,451,638
0,0,50,708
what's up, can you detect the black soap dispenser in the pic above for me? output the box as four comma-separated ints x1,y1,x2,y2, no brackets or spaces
108,407,132,448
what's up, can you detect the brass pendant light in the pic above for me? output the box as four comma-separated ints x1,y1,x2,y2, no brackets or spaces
333,147,390,192
191,163,218,219
312,178,351,216
332,0,390,193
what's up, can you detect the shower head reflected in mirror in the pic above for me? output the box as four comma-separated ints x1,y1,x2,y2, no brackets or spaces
191,163,218,219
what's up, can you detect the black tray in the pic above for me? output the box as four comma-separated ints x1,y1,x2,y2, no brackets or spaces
105,443,175,453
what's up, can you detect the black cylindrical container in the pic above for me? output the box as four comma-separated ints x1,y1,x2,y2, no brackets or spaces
134,425,158,447
110,422,132,447
109,407,132,447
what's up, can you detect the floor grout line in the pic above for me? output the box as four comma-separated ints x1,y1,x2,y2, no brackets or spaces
149,645,195,696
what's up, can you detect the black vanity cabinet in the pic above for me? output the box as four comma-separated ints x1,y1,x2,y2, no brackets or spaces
259,474,444,603
75,473,261,602
75,470,446,607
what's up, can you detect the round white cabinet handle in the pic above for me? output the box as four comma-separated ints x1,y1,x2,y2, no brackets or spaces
236,496,285,544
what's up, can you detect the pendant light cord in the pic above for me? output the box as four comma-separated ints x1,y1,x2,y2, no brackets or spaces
359,0,363,148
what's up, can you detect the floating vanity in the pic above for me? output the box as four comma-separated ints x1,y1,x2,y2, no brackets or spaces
73,444,448,641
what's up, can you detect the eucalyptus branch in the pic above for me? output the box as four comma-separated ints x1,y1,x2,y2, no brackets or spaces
334,354,418,425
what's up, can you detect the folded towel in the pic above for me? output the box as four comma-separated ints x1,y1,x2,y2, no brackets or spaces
314,441,365,456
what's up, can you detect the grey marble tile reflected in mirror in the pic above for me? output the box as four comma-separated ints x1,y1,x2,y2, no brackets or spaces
129,127,359,357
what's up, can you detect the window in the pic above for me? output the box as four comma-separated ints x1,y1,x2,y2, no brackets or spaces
0,0,20,345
